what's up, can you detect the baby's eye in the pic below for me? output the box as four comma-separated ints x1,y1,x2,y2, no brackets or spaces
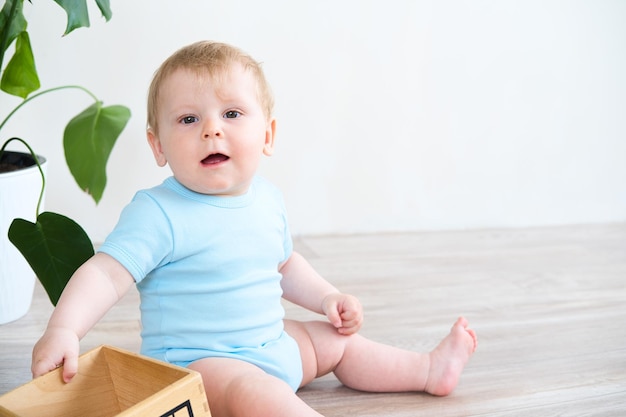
224,110,240,119
180,115,198,124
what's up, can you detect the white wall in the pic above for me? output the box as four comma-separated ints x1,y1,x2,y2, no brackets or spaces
2,0,625,242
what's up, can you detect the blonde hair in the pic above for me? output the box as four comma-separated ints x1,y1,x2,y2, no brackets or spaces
147,41,274,133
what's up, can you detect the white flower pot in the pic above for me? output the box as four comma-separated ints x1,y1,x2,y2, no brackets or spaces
0,151,47,324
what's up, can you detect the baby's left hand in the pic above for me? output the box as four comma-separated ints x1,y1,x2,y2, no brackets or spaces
322,293,363,335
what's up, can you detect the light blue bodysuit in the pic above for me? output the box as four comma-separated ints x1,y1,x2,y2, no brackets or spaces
98,175,303,391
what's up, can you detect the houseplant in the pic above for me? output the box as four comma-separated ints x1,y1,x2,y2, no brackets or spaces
0,0,130,321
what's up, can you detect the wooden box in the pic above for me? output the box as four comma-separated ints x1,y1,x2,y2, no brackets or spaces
0,345,211,417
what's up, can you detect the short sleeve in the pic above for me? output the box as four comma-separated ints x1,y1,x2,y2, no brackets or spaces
279,192,293,263
98,191,173,283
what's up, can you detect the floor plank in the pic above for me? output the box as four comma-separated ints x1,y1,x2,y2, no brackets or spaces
1,223,625,415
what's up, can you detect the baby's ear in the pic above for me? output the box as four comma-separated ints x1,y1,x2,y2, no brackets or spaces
263,118,277,156
147,129,168,167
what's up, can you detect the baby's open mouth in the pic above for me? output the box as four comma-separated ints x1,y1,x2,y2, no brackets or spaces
201,153,229,165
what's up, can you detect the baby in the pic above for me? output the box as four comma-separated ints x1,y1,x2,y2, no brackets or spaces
31,41,477,417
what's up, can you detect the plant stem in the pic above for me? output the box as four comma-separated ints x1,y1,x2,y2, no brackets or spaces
0,137,46,219
0,85,99,132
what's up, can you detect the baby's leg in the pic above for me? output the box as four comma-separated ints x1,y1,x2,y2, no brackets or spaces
188,357,322,417
286,316,477,396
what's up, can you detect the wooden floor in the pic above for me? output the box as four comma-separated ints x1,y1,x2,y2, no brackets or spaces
1,223,625,415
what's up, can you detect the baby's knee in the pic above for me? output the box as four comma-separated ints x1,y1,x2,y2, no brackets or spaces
223,372,295,412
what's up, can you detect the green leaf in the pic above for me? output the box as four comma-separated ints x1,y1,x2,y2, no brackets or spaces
8,212,94,306
94,0,112,21
0,0,27,56
63,102,131,203
0,31,40,98
53,0,90,35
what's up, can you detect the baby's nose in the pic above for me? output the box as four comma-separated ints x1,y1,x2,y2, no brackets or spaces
203,120,223,138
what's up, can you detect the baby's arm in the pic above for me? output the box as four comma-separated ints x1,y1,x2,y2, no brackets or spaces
279,251,363,335
31,252,134,382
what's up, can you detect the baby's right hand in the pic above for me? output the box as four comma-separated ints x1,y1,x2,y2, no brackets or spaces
31,327,80,383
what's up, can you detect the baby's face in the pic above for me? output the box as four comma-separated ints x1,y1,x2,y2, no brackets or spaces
147,64,275,196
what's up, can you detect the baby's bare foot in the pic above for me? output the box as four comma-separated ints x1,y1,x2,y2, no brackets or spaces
424,316,477,396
